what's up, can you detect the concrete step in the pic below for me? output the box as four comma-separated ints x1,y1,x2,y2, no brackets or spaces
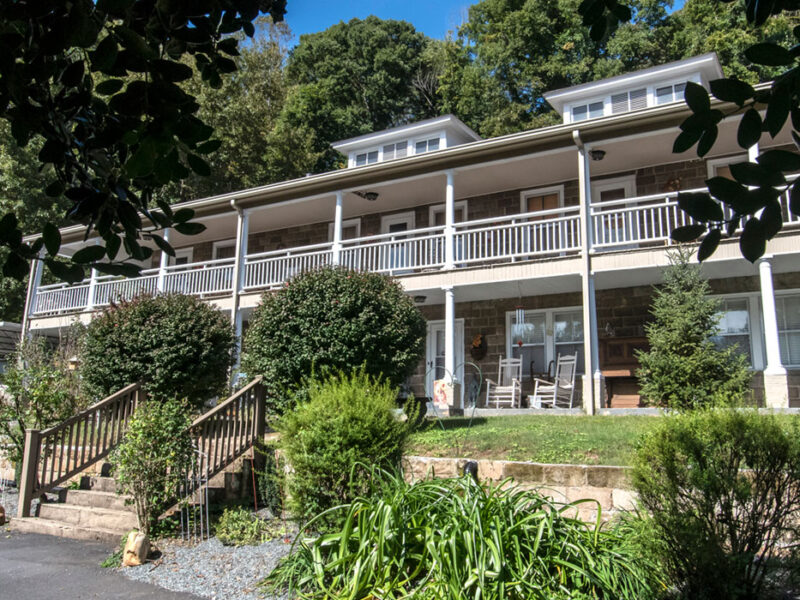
10,517,124,546
61,489,134,512
81,475,117,493
38,502,137,531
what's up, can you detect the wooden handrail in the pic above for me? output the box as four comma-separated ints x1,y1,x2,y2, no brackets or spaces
40,382,141,437
190,376,263,429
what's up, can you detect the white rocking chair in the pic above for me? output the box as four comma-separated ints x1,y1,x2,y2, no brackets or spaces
531,352,578,408
485,357,522,408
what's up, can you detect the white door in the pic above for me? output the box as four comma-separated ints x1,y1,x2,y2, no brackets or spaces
592,176,637,248
425,319,465,406
381,212,415,273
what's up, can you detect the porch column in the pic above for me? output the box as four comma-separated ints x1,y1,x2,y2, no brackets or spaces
157,228,170,293
21,250,44,340
231,206,250,377
574,131,602,414
758,256,789,407
86,240,100,311
444,285,456,384
444,169,455,270
332,191,344,265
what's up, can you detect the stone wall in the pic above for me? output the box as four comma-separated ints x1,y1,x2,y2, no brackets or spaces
403,455,635,522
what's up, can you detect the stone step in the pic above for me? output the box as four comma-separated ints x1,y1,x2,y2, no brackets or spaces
81,475,117,493
10,517,124,546
61,489,134,512
38,502,138,531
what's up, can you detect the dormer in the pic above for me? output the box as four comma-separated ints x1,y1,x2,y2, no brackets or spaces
544,53,724,125
331,114,481,168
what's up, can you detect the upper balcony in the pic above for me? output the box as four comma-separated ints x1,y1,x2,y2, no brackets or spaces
31,179,800,319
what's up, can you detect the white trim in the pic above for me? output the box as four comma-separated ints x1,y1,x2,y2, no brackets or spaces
707,153,749,179
591,174,636,202
332,114,480,152
429,201,467,226
381,211,416,234
328,218,361,241
212,239,236,260
170,247,194,266
775,288,800,368
519,185,565,213
425,318,465,403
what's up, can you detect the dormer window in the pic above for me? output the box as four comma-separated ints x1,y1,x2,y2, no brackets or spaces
611,88,647,114
572,101,604,122
415,137,440,154
383,141,408,161
355,150,378,167
656,82,686,105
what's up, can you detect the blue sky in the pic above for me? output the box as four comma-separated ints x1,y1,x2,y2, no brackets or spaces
282,0,472,43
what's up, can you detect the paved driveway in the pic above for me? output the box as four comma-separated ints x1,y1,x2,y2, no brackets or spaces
0,530,202,600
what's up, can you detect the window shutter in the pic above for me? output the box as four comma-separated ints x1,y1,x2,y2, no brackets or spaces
629,88,647,110
611,93,628,114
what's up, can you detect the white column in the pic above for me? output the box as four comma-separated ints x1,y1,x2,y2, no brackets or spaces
758,257,789,407
157,228,170,293
332,191,343,265
231,207,250,378
444,170,455,270
21,251,44,340
575,133,601,414
444,285,455,384
748,142,760,163
86,240,100,310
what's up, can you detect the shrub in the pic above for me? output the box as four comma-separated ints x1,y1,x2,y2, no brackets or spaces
80,294,235,407
277,371,409,528
636,246,751,409
633,408,800,599
0,330,86,480
241,267,426,415
215,507,286,546
265,472,665,600
110,398,194,536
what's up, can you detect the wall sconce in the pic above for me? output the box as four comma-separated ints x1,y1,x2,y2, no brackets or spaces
413,295,427,304
354,190,379,201
589,149,606,161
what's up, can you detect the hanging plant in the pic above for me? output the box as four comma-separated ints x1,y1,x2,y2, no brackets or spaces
470,333,487,361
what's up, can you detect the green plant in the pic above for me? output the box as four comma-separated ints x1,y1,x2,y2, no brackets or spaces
255,442,285,518
265,471,665,600
80,294,235,407
215,506,285,546
110,398,194,537
277,370,410,529
100,533,129,568
241,266,426,415
633,407,800,599
636,246,751,409
0,330,87,481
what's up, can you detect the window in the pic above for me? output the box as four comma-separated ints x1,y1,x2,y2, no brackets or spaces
655,82,686,105
212,240,236,260
382,141,408,161
712,298,753,363
170,248,193,266
328,218,361,241
507,308,584,377
355,150,378,166
415,138,440,154
777,294,800,367
571,101,604,122
611,88,647,114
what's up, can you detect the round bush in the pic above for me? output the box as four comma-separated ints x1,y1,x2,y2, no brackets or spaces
241,267,426,414
278,371,410,528
633,408,800,599
80,294,235,406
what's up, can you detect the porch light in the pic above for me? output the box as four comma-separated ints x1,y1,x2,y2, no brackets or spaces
589,149,606,161
354,190,380,201
413,295,427,304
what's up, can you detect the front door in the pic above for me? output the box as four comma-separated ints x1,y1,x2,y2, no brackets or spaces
381,212,415,273
425,319,465,407
592,177,637,248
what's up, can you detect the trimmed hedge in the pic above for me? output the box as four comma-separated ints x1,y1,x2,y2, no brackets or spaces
80,294,235,406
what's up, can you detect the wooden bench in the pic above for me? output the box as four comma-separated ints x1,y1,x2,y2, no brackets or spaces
599,337,649,408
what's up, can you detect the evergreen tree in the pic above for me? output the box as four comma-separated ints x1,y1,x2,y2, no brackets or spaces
636,247,751,409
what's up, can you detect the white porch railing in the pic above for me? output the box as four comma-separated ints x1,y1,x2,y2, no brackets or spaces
339,226,446,275
30,185,800,316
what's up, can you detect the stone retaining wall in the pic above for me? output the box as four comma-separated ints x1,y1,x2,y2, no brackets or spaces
403,455,636,522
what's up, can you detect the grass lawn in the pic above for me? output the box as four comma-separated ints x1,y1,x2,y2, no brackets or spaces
408,415,662,466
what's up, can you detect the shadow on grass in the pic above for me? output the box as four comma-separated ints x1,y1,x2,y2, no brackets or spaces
421,417,489,431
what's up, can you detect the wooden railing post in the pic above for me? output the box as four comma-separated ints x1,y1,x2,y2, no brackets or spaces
252,379,266,474
17,429,41,518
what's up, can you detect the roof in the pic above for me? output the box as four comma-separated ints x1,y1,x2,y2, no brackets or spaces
543,53,724,115
331,114,481,152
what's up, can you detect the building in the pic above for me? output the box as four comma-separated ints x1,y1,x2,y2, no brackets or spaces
22,53,800,410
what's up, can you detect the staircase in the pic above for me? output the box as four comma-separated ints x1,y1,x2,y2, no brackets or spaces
10,377,266,545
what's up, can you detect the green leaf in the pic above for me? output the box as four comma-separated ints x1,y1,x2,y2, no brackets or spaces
95,79,125,95
678,192,724,222
757,149,800,172
173,208,195,223
760,199,783,239
186,153,211,176
150,234,175,257
745,43,794,66
697,229,721,262
90,35,118,72
707,176,747,204
42,223,61,256
92,262,142,278
126,143,156,178
196,139,222,155
671,224,707,243
684,82,710,113
737,109,762,149
709,79,755,105
0,213,19,245
72,245,107,264
105,234,121,261
174,222,206,236
730,162,785,187
45,180,65,197
153,59,193,82
792,180,800,217
114,26,158,60
739,218,766,263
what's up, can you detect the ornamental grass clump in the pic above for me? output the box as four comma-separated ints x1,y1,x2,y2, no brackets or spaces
265,472,665,600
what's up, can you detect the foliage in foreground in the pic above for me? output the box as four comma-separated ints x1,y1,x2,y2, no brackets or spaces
637,247,751,409
266,472,665,600
110,398,194,537
277,371,410,529
242,267,425,415
634,408,800,599
80,294,235,407
0,331,86,479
